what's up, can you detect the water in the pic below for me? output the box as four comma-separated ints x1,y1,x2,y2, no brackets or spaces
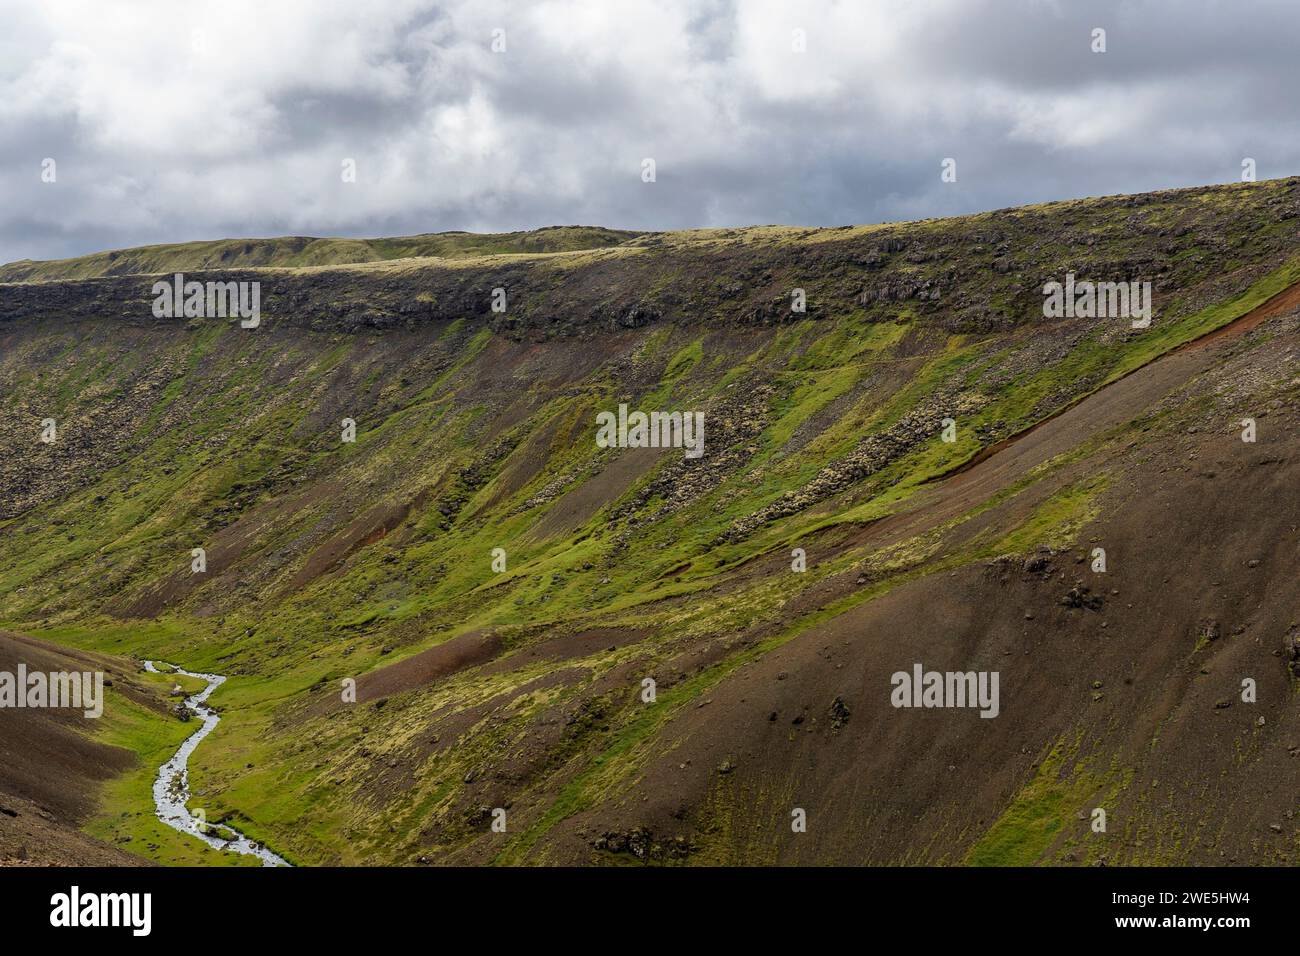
143,660,289,866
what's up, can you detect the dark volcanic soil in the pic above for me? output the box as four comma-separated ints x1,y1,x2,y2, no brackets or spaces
529,304,1300,865
0,632,150,866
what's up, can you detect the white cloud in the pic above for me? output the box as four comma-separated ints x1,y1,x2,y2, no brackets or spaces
0,0,1297,263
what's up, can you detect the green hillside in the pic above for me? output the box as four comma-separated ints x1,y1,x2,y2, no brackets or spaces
3,179,1300,866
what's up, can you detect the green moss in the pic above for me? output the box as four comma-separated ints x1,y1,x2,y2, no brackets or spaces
967,737,1127,866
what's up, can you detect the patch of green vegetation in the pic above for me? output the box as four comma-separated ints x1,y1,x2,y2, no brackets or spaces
981,475,1109,556
1,227,645,281
86,681,260,866
966,736,1127,866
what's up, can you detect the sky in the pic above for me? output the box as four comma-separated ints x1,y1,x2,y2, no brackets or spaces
1,0,1298,265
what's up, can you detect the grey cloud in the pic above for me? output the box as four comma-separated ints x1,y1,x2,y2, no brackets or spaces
1,0,1298,265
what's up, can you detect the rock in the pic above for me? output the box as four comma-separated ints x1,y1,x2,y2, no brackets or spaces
1286,633,1300,678
1024,554,1052,574
828,696,851,729
593,826,692,861
1060,583,1103,610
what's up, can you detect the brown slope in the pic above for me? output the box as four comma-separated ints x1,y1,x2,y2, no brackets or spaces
519,291,1300,865
806,277,1300,578
0,632,151,866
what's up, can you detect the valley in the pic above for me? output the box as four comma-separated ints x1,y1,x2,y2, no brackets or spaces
1,178,1298,866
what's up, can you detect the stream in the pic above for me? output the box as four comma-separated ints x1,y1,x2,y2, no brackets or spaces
143,660,289,866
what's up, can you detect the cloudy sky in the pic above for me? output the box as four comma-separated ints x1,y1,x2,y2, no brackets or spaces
1,0,1297,265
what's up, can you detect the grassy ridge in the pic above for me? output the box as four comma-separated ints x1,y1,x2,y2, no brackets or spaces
0,226,645,282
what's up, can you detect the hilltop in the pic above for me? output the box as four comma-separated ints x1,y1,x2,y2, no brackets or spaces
0,226,644,283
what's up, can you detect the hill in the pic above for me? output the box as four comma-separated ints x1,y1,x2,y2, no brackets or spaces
1,179,1299,865
0,226,645,282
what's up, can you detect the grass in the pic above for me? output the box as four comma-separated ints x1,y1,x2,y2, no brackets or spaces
1,227,644,281
966,736,1128,866
3,176,1298,865
85,680,261,866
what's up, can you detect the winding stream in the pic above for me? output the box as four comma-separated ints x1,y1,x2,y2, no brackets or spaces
143,660,289,866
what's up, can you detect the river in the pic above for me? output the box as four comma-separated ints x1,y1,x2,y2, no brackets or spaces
143,660,289,867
